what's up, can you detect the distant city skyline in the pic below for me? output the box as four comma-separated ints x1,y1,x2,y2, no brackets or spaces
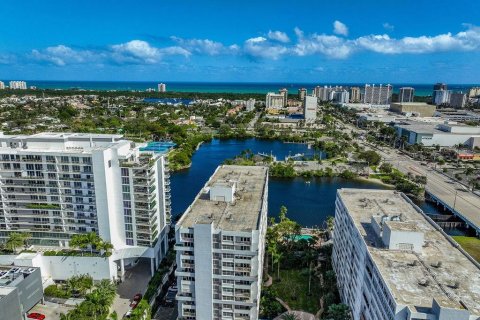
1,0,480,83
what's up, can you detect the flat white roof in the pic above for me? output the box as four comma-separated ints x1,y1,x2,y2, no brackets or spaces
338,189,480,314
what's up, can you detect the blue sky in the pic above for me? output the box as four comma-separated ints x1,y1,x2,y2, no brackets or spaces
0,0,479,83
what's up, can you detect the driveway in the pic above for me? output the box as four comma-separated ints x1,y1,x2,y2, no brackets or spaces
28,301,74,320
112,259,152,318
153,303,177,320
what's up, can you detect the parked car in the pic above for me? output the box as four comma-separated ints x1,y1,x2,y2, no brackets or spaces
164,289,177,306
27,313,45,320
133,293,142,301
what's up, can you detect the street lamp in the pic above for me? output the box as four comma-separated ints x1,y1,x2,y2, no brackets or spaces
453,190,458,212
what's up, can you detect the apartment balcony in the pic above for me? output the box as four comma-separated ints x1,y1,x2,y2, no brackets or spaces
176,292,193,302
164,180,170,186
175,270,195,277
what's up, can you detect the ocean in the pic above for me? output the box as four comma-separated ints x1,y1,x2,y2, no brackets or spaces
2,80,478,97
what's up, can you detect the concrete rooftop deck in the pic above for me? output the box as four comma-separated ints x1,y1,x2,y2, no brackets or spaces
338,188,480,314
178,165,268,231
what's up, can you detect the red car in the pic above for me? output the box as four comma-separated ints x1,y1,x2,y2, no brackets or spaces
133,293,142,301
27,313,46,320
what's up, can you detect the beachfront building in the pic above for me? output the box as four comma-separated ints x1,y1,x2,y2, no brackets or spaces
158,83,166,92
175,165,268,320
0,132,172,273
333,189,480,320
245,98,256,112
398,87,415,103
349,87,361,103
8,81,27,90
0,81,5,90
362,84,393,105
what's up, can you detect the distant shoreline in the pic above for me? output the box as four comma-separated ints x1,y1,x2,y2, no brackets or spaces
1,80,478,97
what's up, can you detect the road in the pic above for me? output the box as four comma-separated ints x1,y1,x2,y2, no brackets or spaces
341,120,480,234
112,260,152,318
247,112,261,131
374,146,480,234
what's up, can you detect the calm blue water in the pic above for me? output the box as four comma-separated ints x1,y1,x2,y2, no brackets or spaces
169,139,443,227
5,80,478,97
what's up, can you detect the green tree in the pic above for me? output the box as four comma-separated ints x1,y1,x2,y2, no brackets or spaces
358,150,381,166
6,232,31,252
325,303,351,320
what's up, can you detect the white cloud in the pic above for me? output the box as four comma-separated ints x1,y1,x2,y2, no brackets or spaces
333,20,349,36
170,36,238,55
294,34,353,58
267,30,290,43
244,37,287,60
383,22,394,31
30,45,95,66
111,40,163,64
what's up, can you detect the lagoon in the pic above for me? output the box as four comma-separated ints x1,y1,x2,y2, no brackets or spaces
170,138,442,227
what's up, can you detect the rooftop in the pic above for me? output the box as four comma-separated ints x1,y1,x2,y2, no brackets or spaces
0,132,131,154
178,165,268,231
337,189,480,314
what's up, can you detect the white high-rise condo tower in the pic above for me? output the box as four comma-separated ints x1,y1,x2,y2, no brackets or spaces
175,165,268,320
0,132,172,274
333,189,480,320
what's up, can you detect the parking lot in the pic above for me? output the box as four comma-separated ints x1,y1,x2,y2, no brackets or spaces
28,301,74,320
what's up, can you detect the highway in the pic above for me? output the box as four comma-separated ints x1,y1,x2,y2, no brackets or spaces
374,147,480,234
339,121,480,234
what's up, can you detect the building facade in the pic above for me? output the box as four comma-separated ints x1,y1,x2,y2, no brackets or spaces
175,165,268,320
265,92,285,109
9,81,27,90
298,88,307,101
0,265,43,320
468,87,480,98
158,83,166,92
279,88,288,107
0,81,4,90
349,87,361,102
362,84,393,105
449,92,467,108
389,102,436,117
333,189,480,320
245,99,256,112
0,133,171,269
433,90,451,105
398,87,415,103
304,96,317,122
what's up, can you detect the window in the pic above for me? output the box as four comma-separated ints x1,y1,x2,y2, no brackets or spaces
121,168,129,176
46,155,55,162
122,185,130,193
71,157,79,163
122,177,130,184
61,156,69,163
108,160,112,168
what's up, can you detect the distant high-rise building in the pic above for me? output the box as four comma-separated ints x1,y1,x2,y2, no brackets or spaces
175,165,268,320
279,88,288,106
449,92,467,108
432,83,447,102
0,81,5,89
158,83,166,92
349,87,361,102
303,96,317,122
265,92,285,109
362,84,393,105
398,87,415,102
9,81,27,90
433,90,451,105
468,87,480,98
331,90,350,104
298,88,307,101
313,85,344,102
245,98,256,112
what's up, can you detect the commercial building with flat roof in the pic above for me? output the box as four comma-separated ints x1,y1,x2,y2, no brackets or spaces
362,84,393,105
175,165,268,320
265,92,285,109
333,189,480,320
390,102,436,117
0,265,43,320
304,96,317,122
394,121,480,147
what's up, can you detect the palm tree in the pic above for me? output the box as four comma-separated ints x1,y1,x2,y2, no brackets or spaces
6,232,30,252
282,313,300,320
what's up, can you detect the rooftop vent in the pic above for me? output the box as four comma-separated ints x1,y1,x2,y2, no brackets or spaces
430,261,442,268
418,278,430,287
408,260,418,267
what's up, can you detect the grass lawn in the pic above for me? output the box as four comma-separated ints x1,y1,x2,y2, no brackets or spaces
269,268,321,314
452,236,480,262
